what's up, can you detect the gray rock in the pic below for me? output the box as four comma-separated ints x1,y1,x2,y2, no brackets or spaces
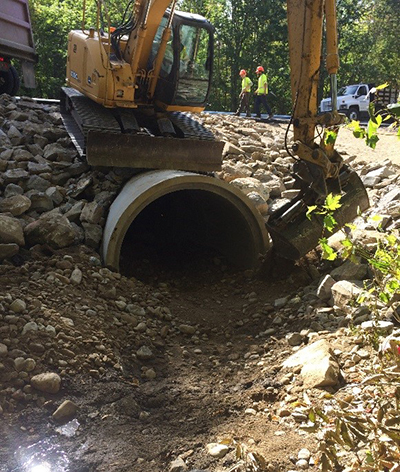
26,175,52,192
223,142,243,155
0,195,31,216
136,346,154,360
0,215,25,246
330,260,368,281
361,320,394,332
70,267,83,285
0,343,8,357
28,161,52,174
169,457,188,472
82,222,102,248
0,243,19,260
52,400,78,422
331,280,363,308
31,372,61,394
179,324,196,335
43,143,74,162
286,332,303,346
64,201,85,222
80,201,105,225
22,321,39,335
205,443,230,458
274,296,289,308
45,187,64,205
317,274,336,300
27,191,54,213
4,183,24,197
13,149,33,162
247,191,269,215
4,168,29,183
282,339,340,388
10,299,26,313
24,212,76,248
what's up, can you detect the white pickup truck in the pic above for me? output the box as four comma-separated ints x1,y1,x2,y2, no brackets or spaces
319,83,399,121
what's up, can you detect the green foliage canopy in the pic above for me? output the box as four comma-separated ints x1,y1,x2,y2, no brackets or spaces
23,0,399,113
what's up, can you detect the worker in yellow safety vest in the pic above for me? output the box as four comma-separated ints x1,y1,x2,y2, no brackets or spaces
235,69,252,117
254,66,273,119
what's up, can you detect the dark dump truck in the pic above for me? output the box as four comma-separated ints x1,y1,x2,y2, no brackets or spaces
0,0,37,95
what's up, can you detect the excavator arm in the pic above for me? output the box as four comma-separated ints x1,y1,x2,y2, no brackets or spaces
265,0,369,260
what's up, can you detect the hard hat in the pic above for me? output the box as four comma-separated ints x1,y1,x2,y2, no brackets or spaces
239,69,246,75
256,66,264,73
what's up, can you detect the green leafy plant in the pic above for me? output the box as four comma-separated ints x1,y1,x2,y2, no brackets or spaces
306,194,400,471
306,193,342,261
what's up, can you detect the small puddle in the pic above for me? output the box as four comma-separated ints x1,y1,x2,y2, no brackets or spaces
14,437,69,471
13,420,80,471
55,419,80,438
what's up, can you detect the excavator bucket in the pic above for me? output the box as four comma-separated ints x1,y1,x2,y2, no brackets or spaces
266,167,369,260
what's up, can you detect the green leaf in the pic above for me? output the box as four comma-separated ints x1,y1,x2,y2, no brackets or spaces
376,82,389,91
306,205,317,220
316,409,329,422
345,223,357,231
368,102,377,123
365,451,374,464
353,129,366,139
324,193,342,212
379,292,390,303
324,130,338,145
366,133,379,149
380,427,400,444
323,214,337,233
320,239,337,261
341,239,353,248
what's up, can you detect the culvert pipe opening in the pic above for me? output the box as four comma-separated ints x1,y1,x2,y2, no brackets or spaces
102,171,270,279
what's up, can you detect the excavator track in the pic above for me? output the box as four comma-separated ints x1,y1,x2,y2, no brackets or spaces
60,87,223,172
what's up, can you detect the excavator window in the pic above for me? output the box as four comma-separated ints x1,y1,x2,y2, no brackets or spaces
149,17,175,78
151,11,214,108
176,24,210,103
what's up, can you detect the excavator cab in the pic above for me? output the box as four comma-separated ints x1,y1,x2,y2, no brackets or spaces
150,11,214,109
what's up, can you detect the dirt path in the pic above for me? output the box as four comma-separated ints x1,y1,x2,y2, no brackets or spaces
335,126,399,165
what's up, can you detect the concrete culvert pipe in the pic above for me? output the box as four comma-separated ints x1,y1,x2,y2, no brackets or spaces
102,170,271,276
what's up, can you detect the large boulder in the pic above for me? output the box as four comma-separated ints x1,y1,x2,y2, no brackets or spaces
0,215,25,246
282,339,340,388
24,211,76,248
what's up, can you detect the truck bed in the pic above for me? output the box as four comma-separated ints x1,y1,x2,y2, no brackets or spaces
0,0,37,63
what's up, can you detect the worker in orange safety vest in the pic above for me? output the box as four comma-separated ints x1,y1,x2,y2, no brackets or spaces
254,66,273,119
235,69,252,117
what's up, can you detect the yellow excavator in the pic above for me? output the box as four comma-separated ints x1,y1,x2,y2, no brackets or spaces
61,0,369,260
